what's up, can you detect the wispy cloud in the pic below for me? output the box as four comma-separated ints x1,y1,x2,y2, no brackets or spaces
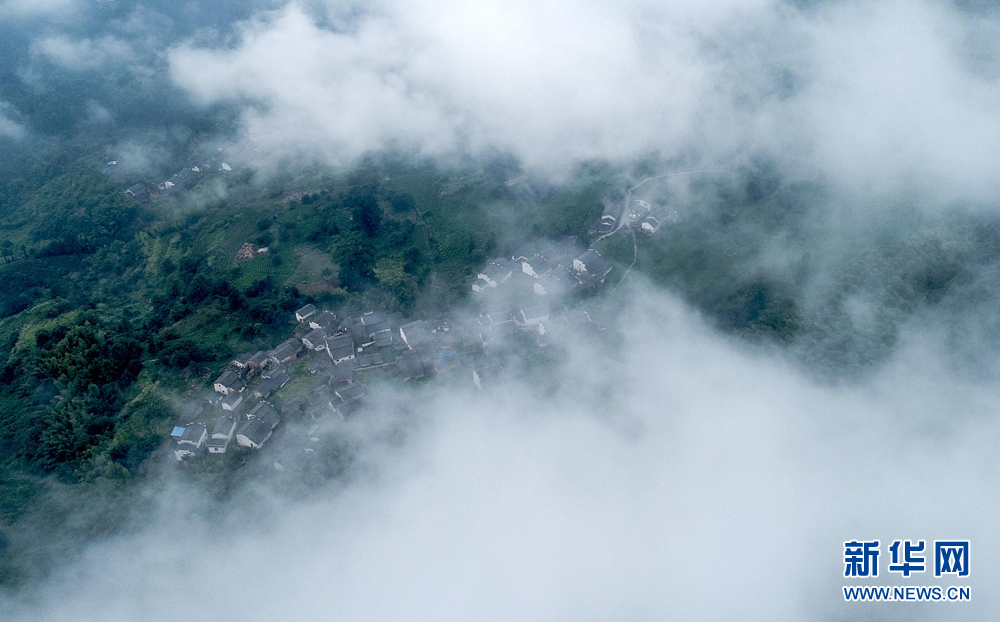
166,0,1000,202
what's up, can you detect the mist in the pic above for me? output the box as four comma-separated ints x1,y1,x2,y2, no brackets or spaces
1,284,995,620
162,0,1000,204
1,0,999,619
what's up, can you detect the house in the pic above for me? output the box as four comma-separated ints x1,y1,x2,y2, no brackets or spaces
247,351,270,371
231,352,253,370
424,319,449,333
269,338,303,364
262,363,286,379
516,305,549,326
208,415,238,453
477,260,513,288
359,311,392,346
221,392,243,411
171,422,207,448
335,383,366,403
356,352,384,369
329,360,356,385
172,421,207,459
374,330,393,347
533,267,578,297
590,201,622,234
253,372,289,399
572,249,613,284
360,311,391,334
236,419,272,449
520,254,550,278
325,333,356,363
213,369,245,396
399,321,432,350
396,351,426,380
641,215,661,233
125,184,149,204
308,400,344,422
247,401,281,430
538,236,579,262
309,385,336,410
160,168,199,194
295,304,317,322
307,356,333,375
302,327,328,351
472,276,491,292
472,361,501,390
308,311,338,331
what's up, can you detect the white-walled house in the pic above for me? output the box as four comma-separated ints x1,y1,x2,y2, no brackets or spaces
295,304,317,322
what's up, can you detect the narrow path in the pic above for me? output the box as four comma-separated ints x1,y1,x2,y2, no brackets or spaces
611,229,638,292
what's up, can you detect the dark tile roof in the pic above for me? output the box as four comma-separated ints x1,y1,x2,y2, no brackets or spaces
396,351,425,379
237,419,271,447
248,401,281,429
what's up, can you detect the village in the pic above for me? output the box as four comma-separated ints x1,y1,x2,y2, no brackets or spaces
167,235,619,461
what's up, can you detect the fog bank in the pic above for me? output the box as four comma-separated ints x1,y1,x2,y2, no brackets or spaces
4,286,996,621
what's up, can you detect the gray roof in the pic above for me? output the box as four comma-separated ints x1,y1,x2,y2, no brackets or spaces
247,401,281,429
303,327,327,347
307,356,333,374
396,351,425,379
269,338,303,362
296,304,316,318
329,361,355,383
326,333,356,361
335,383,366,402
248,351,269,367
177,422,207,444
359,311,388,327
364,321,392,337
262,363,286,379
310,311,338,330
482,263,512,282
215,369,241,388
212,415,238,439
374,331,394,347
575,249,612,279
237,419,271,447
254,372,289,398
221,393,243,408
356,352,384,368
309,385,334,408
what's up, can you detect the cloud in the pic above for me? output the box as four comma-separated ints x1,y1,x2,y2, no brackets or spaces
0,101,27,139
0,0,80,19
33,34,137,71
165,0,1000,202
4,286,997,620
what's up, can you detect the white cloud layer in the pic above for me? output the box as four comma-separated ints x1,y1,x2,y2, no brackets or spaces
5,287,998,620
167,0,1000,201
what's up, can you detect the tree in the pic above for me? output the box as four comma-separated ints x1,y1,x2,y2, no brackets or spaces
345,186,382,237
0,240,12,263
390,192,416,213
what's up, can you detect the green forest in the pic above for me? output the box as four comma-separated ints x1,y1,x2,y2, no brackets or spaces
1,139,999,589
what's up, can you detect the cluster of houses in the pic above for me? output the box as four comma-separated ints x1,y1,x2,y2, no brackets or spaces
589,198,671,235
122,151,235,206
472,236,613,299
169,286,605,461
